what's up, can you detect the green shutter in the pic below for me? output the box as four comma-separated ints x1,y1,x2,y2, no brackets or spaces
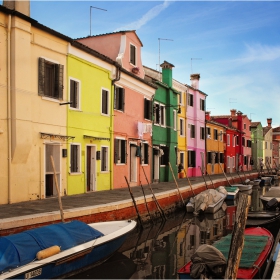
38,57,45,96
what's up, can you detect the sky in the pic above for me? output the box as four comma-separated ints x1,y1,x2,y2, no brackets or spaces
12,1,280,127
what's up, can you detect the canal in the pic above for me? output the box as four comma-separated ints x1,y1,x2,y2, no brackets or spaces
68,185,277,279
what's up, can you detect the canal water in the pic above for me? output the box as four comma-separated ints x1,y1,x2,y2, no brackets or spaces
68,185,276,279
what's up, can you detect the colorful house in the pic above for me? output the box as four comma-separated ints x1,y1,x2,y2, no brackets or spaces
250,122,264,170
205,112,226,175
186,74,207,177
76,31,156,188
144,61,179,182
0,2,70,203
263,118,273,170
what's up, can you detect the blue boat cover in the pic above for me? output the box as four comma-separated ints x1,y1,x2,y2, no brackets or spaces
0,220,104,273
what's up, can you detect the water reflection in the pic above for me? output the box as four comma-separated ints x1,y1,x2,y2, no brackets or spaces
69,185,274,279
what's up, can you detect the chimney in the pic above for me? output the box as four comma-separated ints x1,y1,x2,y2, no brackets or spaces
230,109,236,116
190,73,200,90
3,0,30,17
205,111,211,121
267,118,272,128
160,61,174,87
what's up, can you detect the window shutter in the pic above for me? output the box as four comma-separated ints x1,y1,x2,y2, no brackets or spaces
38,57,45,96
122,88,125,111
114,139,119,164
114,87,117,109
54,64,64,100
124,140,127,164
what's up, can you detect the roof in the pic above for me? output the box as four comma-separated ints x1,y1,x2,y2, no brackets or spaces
273,127,280,132
75,30,143,47
250,122,261,128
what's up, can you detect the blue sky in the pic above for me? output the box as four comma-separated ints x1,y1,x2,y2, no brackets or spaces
18,1,280,127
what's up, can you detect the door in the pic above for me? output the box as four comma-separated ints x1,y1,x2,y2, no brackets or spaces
153,148,160,182
229,157,233,173
45,144,60,197
130,144,137,182
211,152,215,174
86,145,96,191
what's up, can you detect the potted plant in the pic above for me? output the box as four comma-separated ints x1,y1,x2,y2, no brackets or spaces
132,66,140,74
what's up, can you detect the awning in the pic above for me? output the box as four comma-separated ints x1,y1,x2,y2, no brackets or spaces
40,132,75,141
84,135,110,141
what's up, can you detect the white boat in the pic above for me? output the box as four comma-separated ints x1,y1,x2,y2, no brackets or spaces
234,183,253,192
186,187,227,215
0,219,137,279
224,186,239,200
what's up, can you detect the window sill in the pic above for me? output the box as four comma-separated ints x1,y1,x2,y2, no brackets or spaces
69,172,82,175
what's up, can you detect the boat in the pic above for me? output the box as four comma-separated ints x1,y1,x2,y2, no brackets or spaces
224,186,239,200
246,210,280,238
234,183,253,192
0,219,137,279
260,187,280,207
186,187,227,215
177,227,273,279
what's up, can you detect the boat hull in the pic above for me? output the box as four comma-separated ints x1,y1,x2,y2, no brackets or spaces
178,227,273,279
1,220,137,279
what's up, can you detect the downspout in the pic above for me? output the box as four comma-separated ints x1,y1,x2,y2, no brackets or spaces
7,15,12,204
110,64,121,190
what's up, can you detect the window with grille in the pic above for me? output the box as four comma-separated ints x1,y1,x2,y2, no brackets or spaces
70,79,79,109
38,58,64,100
101,89,109,115
70,144,80,173
114,139,127,164
114,86,125,111
101,146,109,171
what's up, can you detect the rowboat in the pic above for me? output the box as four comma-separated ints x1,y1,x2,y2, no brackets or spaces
186,187,227,215
224,186,239,200
0,220,137,279
178,227,273,279
246,211,280,238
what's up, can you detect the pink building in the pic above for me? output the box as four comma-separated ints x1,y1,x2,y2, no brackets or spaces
186,74,207,177
77,31,156,188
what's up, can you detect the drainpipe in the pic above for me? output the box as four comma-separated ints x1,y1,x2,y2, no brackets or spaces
7,15,12,204
110,65,121,189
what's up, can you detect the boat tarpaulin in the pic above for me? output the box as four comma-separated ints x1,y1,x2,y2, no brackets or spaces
0,220,104,273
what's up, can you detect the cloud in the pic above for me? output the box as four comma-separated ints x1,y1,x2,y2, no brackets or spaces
114,1,172,31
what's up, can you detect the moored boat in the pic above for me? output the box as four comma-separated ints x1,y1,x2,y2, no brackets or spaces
224,186,239,200
178,227,273,279
0,219,137,279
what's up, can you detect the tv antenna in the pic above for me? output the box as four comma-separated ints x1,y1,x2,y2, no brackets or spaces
191,58,202,73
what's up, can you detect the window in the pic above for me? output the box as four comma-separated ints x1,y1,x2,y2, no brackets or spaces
244,123,246,130
214,129,218,140
244,155,247,165
207,152,212,164
187,93,193,106
220,153,224,163
206,127,211,138
247,140,252,147
200,99,205,111
114,86,125,111
38,58,64,100
227,134,230,146
236,135,239,146
141,142,149,165
233,135,235,147
101,89,109,115
180,119,184,136
188,150,196,167
242,137,245,147
160,146,169,166
200,127,205,140
130,44,136,65
154,103,166,126
70,144,80,173
265,142,267,149
114,139,127,164
215,152,219,164
190,124,195,138
144,98,152,120
220,131,223,141
69,78,80,109
180,152,184,166
101,146,109,171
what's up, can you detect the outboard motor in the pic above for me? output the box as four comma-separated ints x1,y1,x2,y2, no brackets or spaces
266,198,279,211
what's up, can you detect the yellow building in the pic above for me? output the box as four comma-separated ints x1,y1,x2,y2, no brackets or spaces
67,45,116,194
205,119,226,175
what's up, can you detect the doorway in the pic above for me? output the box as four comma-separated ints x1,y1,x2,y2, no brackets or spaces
130,144,137,182
86,145,96,191
153,148,160,182
45,144,60,197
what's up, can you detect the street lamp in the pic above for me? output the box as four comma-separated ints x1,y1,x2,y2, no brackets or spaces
90,6,107,36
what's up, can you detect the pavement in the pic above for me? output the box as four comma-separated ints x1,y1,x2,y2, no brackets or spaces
0,171,260,235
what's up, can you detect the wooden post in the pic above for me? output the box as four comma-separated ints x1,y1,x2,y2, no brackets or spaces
50,155,65,223
168,162,185,206
225,192,251,279
183,168,195,197
219,162,232,187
